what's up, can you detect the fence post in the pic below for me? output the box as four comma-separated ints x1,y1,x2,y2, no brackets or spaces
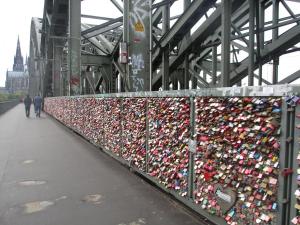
188,96,195,199
290,99,300,223
279,98,295,225
146,97,150,173
120,97,124,158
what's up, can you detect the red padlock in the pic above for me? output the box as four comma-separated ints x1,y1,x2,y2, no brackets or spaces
281,168,293,176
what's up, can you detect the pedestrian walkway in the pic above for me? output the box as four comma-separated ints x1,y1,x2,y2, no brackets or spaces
0,104,208,225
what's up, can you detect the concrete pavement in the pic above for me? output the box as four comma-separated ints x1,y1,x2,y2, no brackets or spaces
0,104,208,225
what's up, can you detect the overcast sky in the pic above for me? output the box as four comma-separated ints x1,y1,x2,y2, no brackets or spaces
0,0,299,87
0,0,44,87
0,0,122,87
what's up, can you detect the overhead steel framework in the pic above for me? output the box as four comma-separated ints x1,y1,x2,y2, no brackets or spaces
28,0,300,97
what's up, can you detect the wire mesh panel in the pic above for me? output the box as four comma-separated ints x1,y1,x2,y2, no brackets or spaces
60,98,69,125
148,97,190,197
102,98,122,156
87,98,105,145
194,97,282,224
70,98,82,133
121,98,147,171
81,98,96,141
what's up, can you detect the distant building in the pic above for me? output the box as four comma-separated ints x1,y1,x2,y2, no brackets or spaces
0,87,8,94
5,36,29,94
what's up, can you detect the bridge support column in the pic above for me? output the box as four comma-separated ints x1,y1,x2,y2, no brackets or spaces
107,64,116,93
68,0,81,95
172,73,178,90
248,0,255,86
272,0,279,84
221,0,231,87
184,54,190,89
124,0,151,91
53,45,62,96
162,2,170,90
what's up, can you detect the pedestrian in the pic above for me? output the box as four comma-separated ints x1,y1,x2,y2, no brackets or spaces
24,94,32,117
33,94,43,117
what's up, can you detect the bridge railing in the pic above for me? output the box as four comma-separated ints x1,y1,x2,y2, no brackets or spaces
0,99,19,115
44,85,300,225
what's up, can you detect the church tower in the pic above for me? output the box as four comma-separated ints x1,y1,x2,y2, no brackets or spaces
13,36,24,72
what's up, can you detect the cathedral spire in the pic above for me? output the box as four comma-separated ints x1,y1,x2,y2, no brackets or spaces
16,35,21,55
13,35,24,72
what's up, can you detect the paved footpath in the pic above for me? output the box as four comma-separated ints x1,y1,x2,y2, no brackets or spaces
0,104,208,225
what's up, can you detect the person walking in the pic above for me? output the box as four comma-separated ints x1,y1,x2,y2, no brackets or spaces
33,94,43,117
24,94,32,117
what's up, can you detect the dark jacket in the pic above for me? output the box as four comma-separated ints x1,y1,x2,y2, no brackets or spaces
24,96,32,107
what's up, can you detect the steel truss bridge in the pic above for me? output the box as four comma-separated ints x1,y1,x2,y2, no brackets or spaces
28,0,300,97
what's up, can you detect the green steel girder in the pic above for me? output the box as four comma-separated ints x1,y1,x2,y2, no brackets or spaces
152,0,247,88
229,23,300,85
